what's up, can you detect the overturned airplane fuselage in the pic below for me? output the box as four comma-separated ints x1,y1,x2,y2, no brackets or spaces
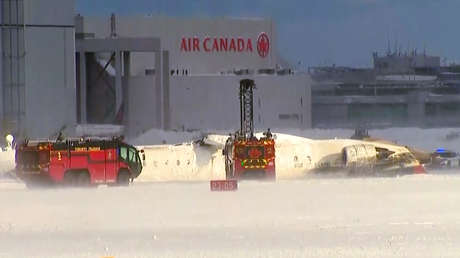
135,133,425,182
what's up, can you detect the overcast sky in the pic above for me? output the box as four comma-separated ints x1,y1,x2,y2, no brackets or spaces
76,0,460,68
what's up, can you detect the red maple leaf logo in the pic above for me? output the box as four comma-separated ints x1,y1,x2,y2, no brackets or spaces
248,147,262,159
257,32,270,58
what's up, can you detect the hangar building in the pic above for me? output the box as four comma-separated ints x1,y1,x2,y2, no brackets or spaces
0,0,76,138
75,13,312,137
0,0,312,139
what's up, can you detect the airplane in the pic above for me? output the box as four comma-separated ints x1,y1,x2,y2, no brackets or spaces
136,130,429,182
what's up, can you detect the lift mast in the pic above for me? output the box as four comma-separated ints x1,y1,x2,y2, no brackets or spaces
239,79,255,140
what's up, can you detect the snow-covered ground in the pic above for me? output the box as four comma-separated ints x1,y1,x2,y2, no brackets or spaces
2,175,460,257
2,128,460,257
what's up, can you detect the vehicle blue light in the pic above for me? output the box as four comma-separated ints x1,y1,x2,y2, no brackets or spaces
436,148,446,153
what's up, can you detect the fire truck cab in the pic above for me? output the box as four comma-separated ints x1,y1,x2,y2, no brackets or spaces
15,137,143,187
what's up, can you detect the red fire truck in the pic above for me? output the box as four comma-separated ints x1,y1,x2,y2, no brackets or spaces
222,79,276,180
15,137,143,187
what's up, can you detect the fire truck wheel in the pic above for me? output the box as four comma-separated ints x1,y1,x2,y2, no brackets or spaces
64,172,77,186
117,170,130,186
25,182,37,189
76,172,91,186
25,178,52,189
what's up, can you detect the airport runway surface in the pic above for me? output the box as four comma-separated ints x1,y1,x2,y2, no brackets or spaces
1,174,460,257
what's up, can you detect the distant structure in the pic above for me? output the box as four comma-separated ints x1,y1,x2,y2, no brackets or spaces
310,47,460,128
373,51,440,75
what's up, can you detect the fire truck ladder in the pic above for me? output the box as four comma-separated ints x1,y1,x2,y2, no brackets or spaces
239,79,255,140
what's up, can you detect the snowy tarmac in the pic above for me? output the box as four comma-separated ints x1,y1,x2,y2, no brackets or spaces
2,174,460,257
